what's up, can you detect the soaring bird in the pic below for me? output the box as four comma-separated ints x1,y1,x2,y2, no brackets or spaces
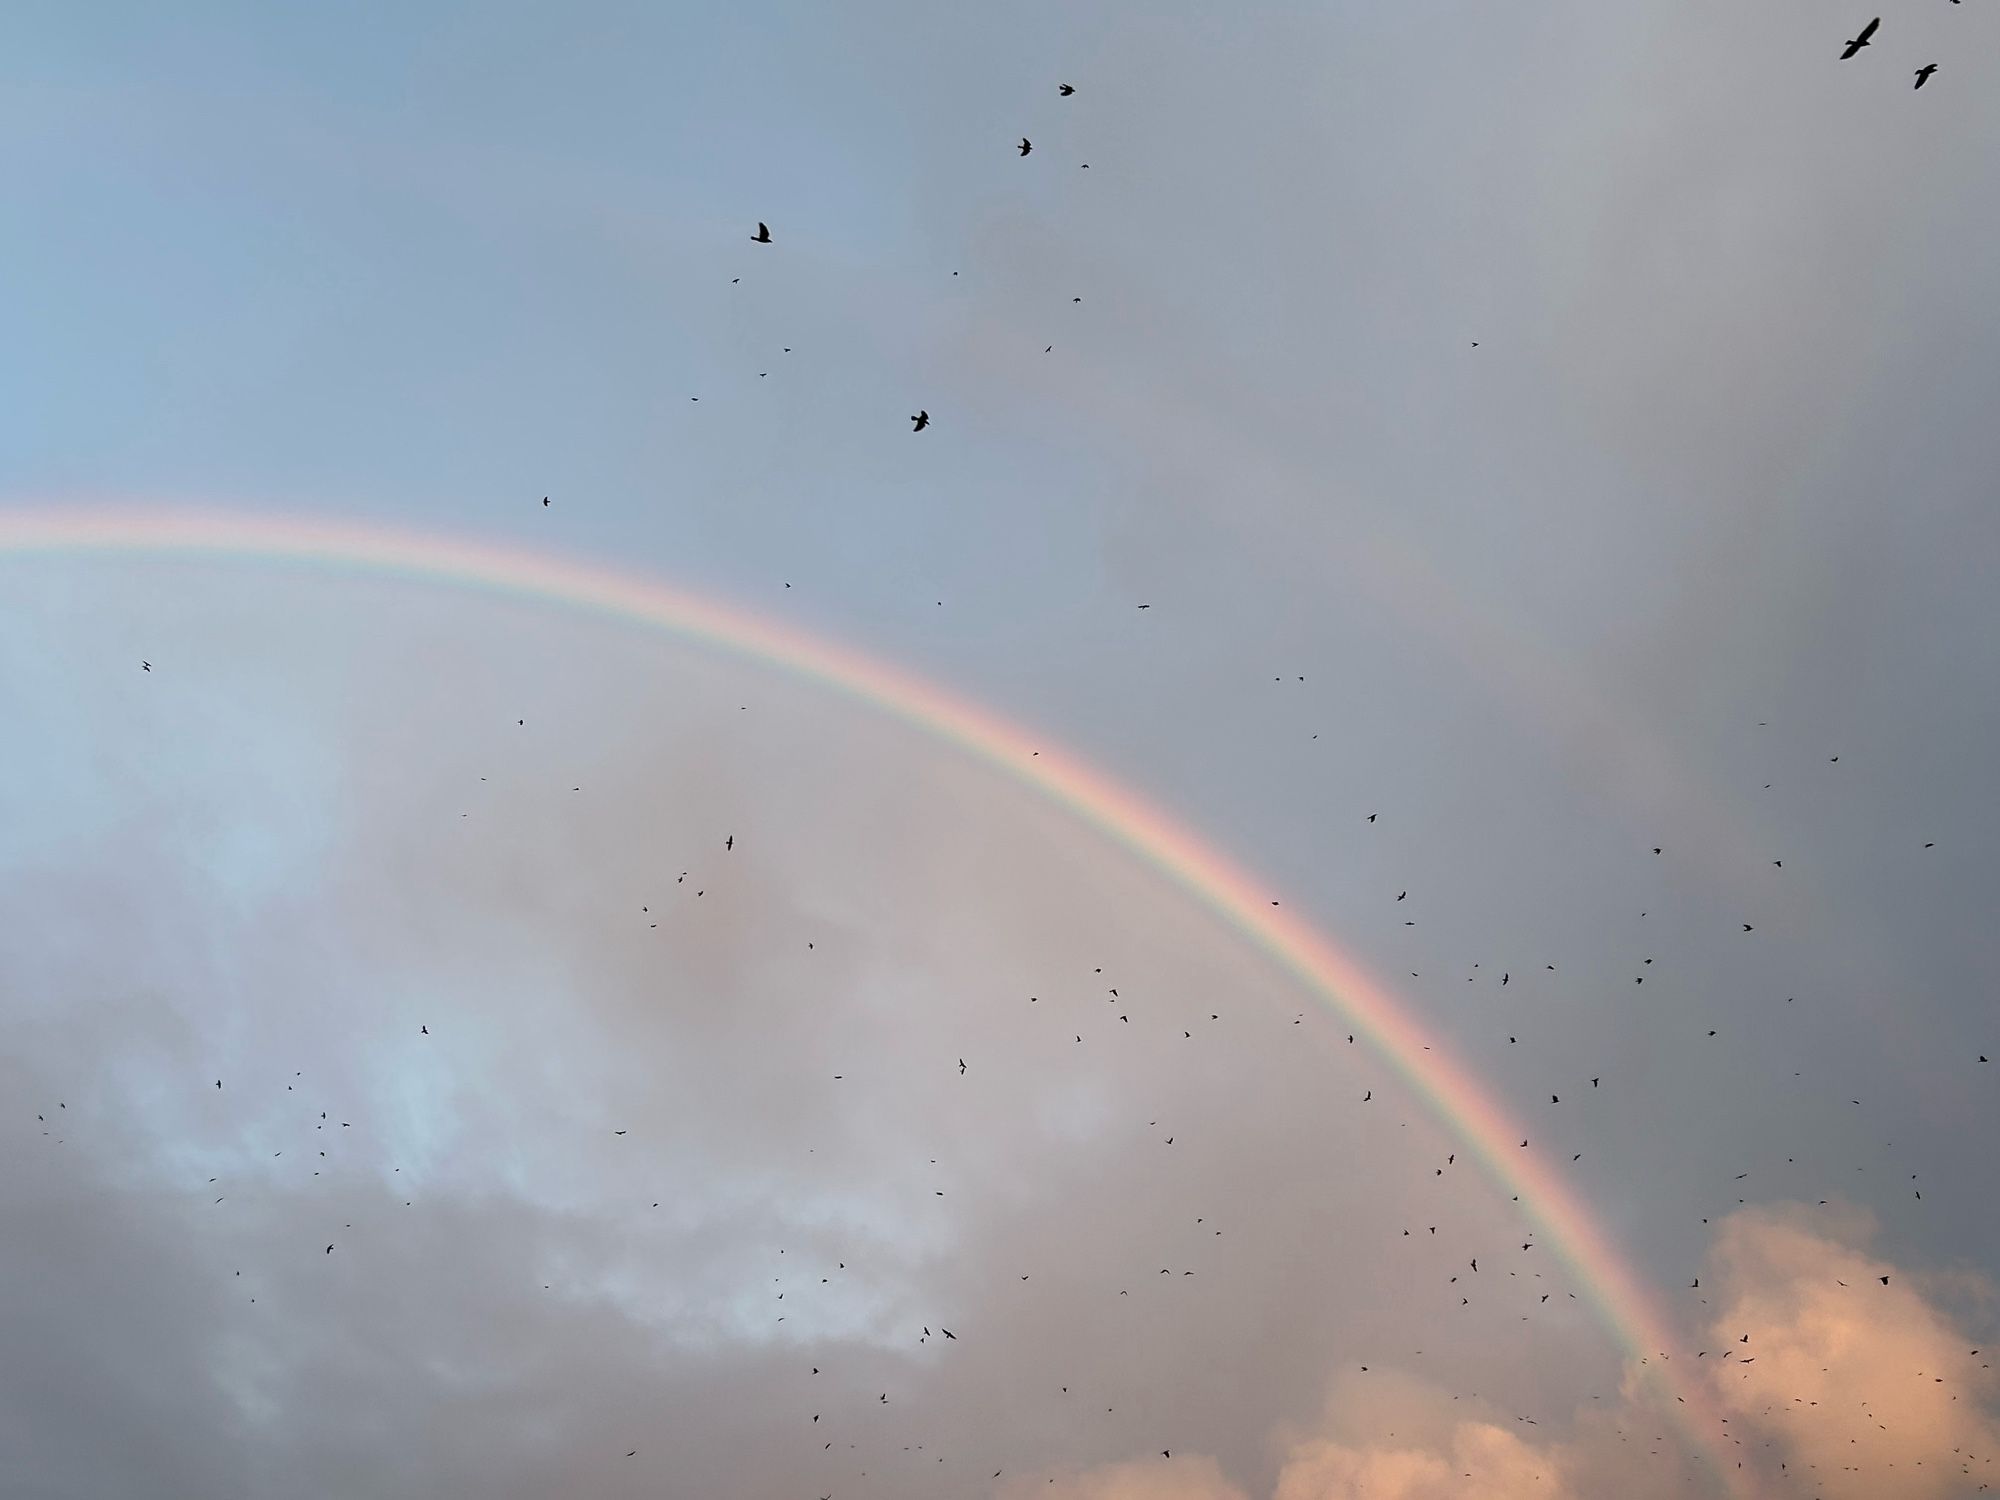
1058,84,1075,96
751,222,772,243
141,661,150,671
1915,63,1938,89
542,496,549,506
725,834,733,851
1018,137,1033,156
1840,17,1879,58
911,410,930,431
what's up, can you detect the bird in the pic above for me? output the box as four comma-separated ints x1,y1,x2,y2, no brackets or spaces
1915,63,1938,89
1018,138,1032,156
942,1328,956,1339
911,410,930,431
958,1058,966,1074
140,661,151,671
420,1025,428,1035
752,222,771,243
1840,17,1880,58
541,496,549,506
725,834,733,851
1058,84,1074,95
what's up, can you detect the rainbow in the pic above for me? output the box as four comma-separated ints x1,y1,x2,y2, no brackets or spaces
0,504,1749,1495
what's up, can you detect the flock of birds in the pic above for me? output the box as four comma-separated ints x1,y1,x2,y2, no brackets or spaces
34,22,1996,1500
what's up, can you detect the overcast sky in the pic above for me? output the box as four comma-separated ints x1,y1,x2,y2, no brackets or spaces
3,4,1999,1498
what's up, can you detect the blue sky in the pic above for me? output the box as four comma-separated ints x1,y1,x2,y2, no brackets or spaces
4,4,2000,1498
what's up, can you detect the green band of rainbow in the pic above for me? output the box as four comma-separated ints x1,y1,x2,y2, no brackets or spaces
0,505,1748,1496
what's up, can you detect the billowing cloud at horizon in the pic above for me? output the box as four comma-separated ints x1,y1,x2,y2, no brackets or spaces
3,3,1997,1497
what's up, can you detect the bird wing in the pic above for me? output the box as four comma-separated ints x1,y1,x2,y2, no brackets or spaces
1859,16,1879,41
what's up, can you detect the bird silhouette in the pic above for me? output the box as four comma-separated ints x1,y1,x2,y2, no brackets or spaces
1058,84,1074,96
141,661,151,671
751,222,771,243
1840,17,1880,58
1915,63,1938,89
1018,138,1032,156
911,410,930,431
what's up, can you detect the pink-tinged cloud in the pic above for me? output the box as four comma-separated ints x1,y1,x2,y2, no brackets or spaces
1702,1203,2000,1499
1007,1204,2000,1500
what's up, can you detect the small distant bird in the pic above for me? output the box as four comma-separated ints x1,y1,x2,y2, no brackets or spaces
325,1244,333,1254
725,834,733,851
1058,84,1074,96
542,496,549,506
911,410,930,431
752,222,771,243
614,1130,627,1136
1018,138,1033,156
141,661,151,671
1840,17,1880,59
942,1328,956,1339
420,1025,428,1035
1915,63,1937,89
959,1058,966,1074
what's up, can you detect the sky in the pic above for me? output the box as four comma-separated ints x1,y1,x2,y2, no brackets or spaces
3,2,1999,1497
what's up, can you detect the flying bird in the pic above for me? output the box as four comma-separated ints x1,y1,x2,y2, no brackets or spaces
1840,17,1879,58
725,834,733,851
752,222,771,243
420,1025,428,1035
1915,63,1937,88
141,661,150,671
541,496,548,506
1058,84,1074,95
1018,137,1032,156
911,410,930,431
